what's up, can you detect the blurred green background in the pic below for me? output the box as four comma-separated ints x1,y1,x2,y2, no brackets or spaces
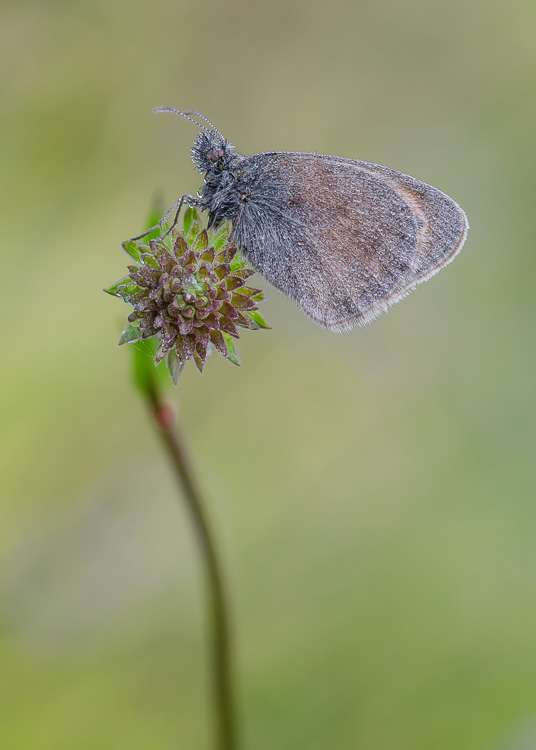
1,0,535,748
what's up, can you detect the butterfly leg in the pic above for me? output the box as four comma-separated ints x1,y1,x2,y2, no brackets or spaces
125,194,201,243
222,204,244,261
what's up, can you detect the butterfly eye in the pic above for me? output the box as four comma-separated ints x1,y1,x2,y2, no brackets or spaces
207,147,224,164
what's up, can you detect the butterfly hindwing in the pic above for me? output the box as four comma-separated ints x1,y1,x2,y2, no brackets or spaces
234,151,468,331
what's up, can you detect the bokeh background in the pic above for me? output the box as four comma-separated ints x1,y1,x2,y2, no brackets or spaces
1,0,536,748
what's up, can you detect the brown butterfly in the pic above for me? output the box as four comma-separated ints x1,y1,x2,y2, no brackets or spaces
136,108,468,332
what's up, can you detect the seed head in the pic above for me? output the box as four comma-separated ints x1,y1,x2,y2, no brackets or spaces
105,209,270,385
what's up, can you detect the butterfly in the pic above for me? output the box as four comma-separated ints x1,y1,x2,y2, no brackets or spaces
135,108,468,332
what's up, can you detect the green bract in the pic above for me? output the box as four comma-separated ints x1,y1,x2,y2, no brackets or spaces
105,209,270,385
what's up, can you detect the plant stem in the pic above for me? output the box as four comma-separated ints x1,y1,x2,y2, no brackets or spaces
145,382,236,750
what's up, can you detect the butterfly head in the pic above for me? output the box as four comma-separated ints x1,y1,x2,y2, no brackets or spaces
190,129,235,175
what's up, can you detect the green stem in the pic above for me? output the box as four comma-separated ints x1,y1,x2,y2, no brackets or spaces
145,382,236,750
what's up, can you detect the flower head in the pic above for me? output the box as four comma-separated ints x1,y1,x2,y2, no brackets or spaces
105,209,269,385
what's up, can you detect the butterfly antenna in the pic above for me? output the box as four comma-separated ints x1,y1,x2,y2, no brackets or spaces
152,106,210,133
183,110,225,142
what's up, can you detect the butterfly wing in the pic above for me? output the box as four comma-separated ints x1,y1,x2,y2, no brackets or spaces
234,151,468,331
